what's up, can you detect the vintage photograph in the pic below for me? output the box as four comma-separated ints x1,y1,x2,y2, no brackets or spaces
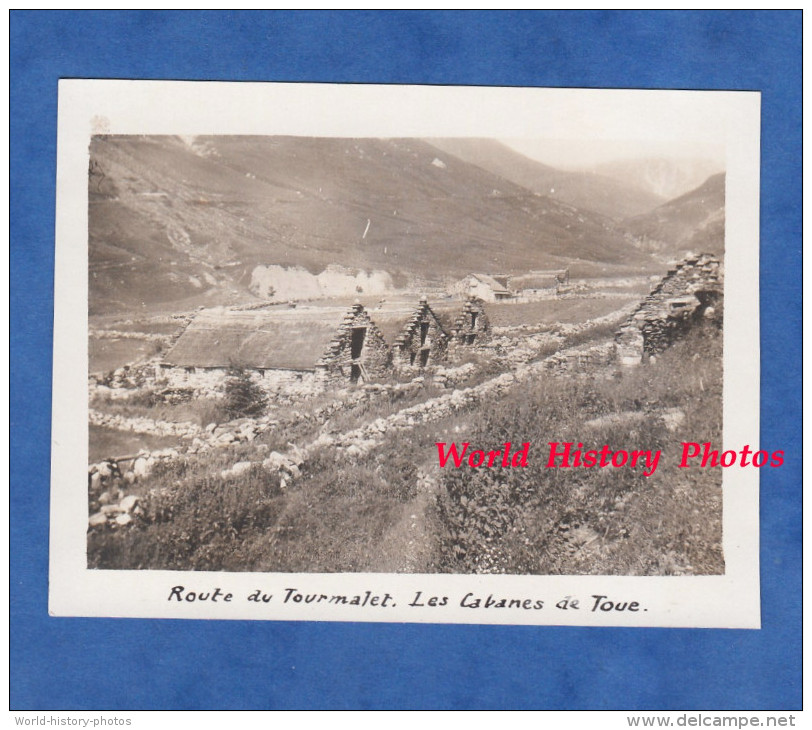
17,11,796,714
50,81,760,626
85,134,726,576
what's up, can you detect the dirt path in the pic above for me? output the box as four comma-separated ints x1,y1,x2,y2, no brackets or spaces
367,463,442,573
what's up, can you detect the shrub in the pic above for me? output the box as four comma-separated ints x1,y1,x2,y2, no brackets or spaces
223,364,268,419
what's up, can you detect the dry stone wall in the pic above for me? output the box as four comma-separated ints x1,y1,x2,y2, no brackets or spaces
157,365,324,400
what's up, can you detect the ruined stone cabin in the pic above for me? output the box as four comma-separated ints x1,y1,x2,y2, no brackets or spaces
435,297,492,353
160,302,390,387
371,297,450,370
615,253,723,366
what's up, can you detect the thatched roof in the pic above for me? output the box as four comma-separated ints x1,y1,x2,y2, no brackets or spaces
163,306,351,371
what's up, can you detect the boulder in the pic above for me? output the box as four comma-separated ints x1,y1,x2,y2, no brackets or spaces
115,513,133,527
221,461,254,480
660,408,686,432
88,512,108,528
119,494,139,512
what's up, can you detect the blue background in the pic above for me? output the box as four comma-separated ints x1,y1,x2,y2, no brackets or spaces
10,11,802,710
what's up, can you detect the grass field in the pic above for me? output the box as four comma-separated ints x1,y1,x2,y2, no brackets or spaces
486,297,636,328
89,337,160,373
432,324,723,576
88,320,723,576
89,425,187,463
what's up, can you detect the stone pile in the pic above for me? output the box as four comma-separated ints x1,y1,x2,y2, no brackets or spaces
88,297,643,530
89,409,203,439
541,343,616,375
490,331,564,366
88,446,182,489
432,363,478,388
557,303,638,338
90,329,170,342
91,361,160,389
88,491,143,529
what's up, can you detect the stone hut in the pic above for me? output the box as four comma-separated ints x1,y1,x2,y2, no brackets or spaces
450,273,512,302
615,253,723,366
159,302,391,391
372,297,450,370
435,297,492,357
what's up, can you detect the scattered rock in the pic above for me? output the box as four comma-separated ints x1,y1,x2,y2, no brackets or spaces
133,458,149,478
660,408,686,432
221,461,253,480
115,513,133,527
119,494,139,512
88,512,108,528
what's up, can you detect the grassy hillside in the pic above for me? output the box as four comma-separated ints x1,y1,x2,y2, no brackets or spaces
88,320,722,575
427,138,665,219
623,173,725,257
89,135,656,314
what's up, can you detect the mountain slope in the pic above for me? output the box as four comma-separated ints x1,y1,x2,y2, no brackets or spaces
623,173,725,256
587,157,724,200
427,138,665,219
89,135,656,314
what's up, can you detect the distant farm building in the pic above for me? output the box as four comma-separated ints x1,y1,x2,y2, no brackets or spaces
372,297,450,370
508,268,570,296
450,273,512,302
160,302,390,388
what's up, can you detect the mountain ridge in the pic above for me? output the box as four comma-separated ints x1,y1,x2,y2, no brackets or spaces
426,138,666,219
89,135,657,314
623,172,725,256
